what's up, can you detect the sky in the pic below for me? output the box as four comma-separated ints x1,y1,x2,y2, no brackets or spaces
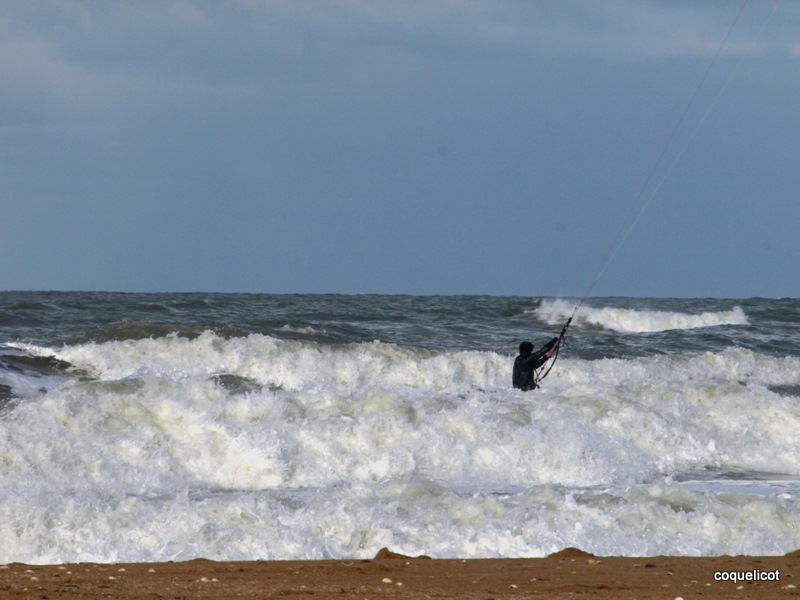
1,0,798,297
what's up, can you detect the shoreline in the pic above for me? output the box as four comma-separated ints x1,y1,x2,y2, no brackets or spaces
3,548,799,599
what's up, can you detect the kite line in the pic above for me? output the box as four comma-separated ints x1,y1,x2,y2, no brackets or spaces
534,0,782,387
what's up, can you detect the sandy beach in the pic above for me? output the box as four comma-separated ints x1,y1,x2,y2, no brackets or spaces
3,548,799,600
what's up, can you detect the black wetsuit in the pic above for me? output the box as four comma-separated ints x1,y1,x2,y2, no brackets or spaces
512,337,559,391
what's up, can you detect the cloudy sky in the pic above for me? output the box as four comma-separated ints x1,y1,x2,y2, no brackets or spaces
2,1,798,297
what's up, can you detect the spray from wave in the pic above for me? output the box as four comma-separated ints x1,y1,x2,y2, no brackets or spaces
534,299,748,333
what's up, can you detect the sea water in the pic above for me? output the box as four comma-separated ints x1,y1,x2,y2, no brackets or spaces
1,292,799,564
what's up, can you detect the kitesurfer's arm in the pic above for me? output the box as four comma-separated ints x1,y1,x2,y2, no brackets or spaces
531,336,562,369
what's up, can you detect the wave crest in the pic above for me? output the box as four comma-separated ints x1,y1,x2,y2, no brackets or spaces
535,299,748,333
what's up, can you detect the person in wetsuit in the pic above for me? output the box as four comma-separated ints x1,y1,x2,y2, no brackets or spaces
512,335,563,391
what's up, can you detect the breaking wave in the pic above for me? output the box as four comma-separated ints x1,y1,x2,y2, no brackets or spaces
535,298,748,333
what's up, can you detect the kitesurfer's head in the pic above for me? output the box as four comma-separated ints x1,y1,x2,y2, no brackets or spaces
519,341,534,356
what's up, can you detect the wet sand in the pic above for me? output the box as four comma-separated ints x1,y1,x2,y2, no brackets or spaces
2,548,799,599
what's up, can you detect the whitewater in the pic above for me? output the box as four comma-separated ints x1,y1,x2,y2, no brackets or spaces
1,292,800,564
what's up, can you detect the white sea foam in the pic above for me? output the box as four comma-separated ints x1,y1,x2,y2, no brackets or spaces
535,298,749,333
3,477,800,564
2,333,800,563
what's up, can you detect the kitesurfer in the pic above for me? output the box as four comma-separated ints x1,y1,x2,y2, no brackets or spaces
512,335,563,391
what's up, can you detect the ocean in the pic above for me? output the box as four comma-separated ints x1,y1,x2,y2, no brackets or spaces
1,291,799,564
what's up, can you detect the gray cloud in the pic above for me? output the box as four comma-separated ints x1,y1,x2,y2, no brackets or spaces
1,0,798,294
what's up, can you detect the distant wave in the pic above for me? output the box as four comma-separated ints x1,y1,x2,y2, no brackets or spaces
278,324,323,335
535,299,748,333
